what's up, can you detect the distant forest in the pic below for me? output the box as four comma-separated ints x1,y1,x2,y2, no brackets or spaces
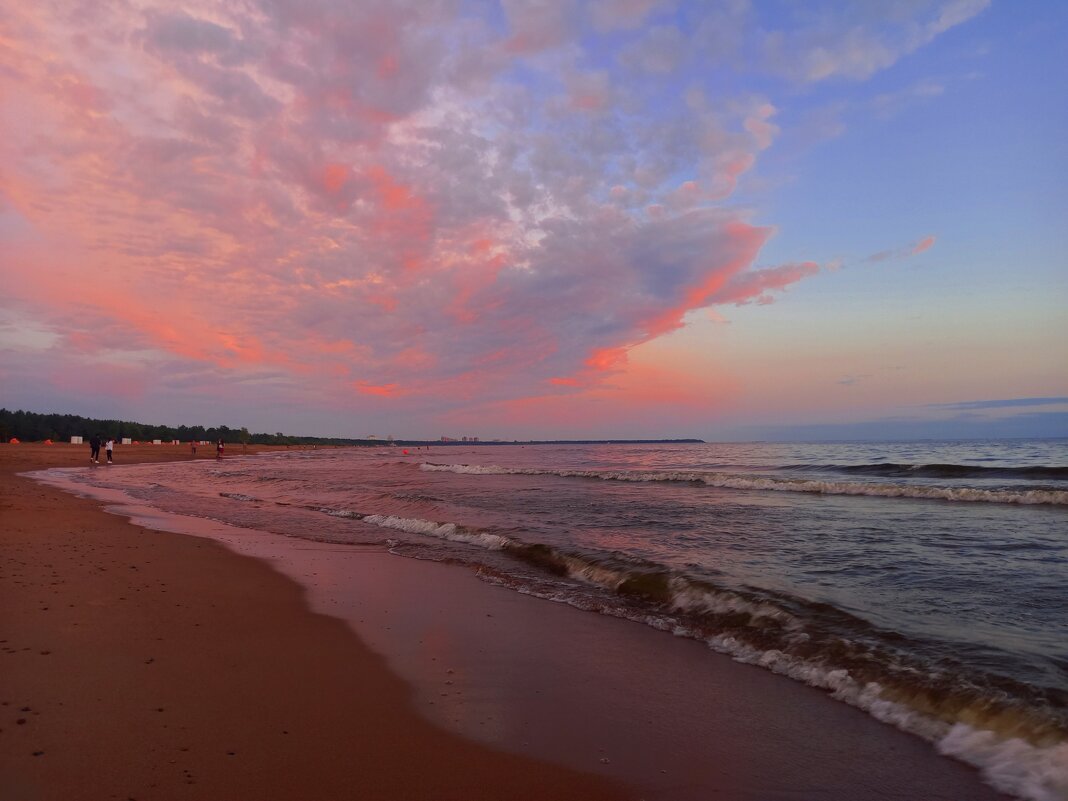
0,408,703,447
0,408,373,446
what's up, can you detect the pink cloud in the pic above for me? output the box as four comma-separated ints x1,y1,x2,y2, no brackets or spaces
502,0,575,54
0,1,838,432
448,354,738,436
865,235,938,264
911,235,937,255
355,381,401,398
709,261,821,306
563,71,613,112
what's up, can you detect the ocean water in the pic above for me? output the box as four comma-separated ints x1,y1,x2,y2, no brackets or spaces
41,439,1068,800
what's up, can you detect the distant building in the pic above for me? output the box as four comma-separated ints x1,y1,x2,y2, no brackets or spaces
71,436,83,444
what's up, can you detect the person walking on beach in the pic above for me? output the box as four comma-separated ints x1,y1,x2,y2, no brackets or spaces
105,438,114,464
191,440,197,456
89,434,101,464
216,438,224,459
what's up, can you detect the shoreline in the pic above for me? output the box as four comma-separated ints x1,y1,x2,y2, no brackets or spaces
3,444,1015,800
0,444,625,800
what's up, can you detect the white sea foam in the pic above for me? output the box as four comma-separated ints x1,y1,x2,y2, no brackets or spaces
464,537,1068,801
321,508,363,519
420,463,1068,505
558,554,633,589
669,580,798,627
696,617,1065,801
361,514,512,550
938,726,1068,801
422,463,514,475
542,554,799,629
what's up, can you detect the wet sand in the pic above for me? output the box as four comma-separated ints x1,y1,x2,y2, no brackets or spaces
0,443,624,800
2,443,1012,800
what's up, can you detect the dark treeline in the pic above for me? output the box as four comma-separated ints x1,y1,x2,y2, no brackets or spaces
0,408,373,446
1,408,704,447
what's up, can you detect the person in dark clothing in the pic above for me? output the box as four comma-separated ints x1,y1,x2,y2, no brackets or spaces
89,435,101,463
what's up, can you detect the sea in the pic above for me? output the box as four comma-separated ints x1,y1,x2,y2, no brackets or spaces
35,439,1068,800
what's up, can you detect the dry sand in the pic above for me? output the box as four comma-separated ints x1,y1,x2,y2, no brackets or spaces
0,443,625,800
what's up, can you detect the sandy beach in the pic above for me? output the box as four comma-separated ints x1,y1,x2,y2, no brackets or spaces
0,443,624,800
1,443,1016,801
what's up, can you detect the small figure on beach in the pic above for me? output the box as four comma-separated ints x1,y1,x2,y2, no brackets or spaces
105,438,114,464
191,440,197,456
89,434,101,464
216,438,224,459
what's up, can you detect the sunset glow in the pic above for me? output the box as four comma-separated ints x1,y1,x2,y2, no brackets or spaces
1,1,1065,439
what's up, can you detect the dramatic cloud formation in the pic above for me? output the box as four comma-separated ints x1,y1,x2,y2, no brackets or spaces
0,1,986,435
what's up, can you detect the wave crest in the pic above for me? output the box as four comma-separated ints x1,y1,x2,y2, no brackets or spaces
501,541,1068,801
420,463,1068,505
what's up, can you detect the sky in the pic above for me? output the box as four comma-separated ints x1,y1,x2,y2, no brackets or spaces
1,0,1065,441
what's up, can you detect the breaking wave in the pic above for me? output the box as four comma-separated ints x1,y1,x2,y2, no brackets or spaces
317,506,512,550
420,463,1068,506
311,497,1068,800
496,540,1068,801
801,463,1068,481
